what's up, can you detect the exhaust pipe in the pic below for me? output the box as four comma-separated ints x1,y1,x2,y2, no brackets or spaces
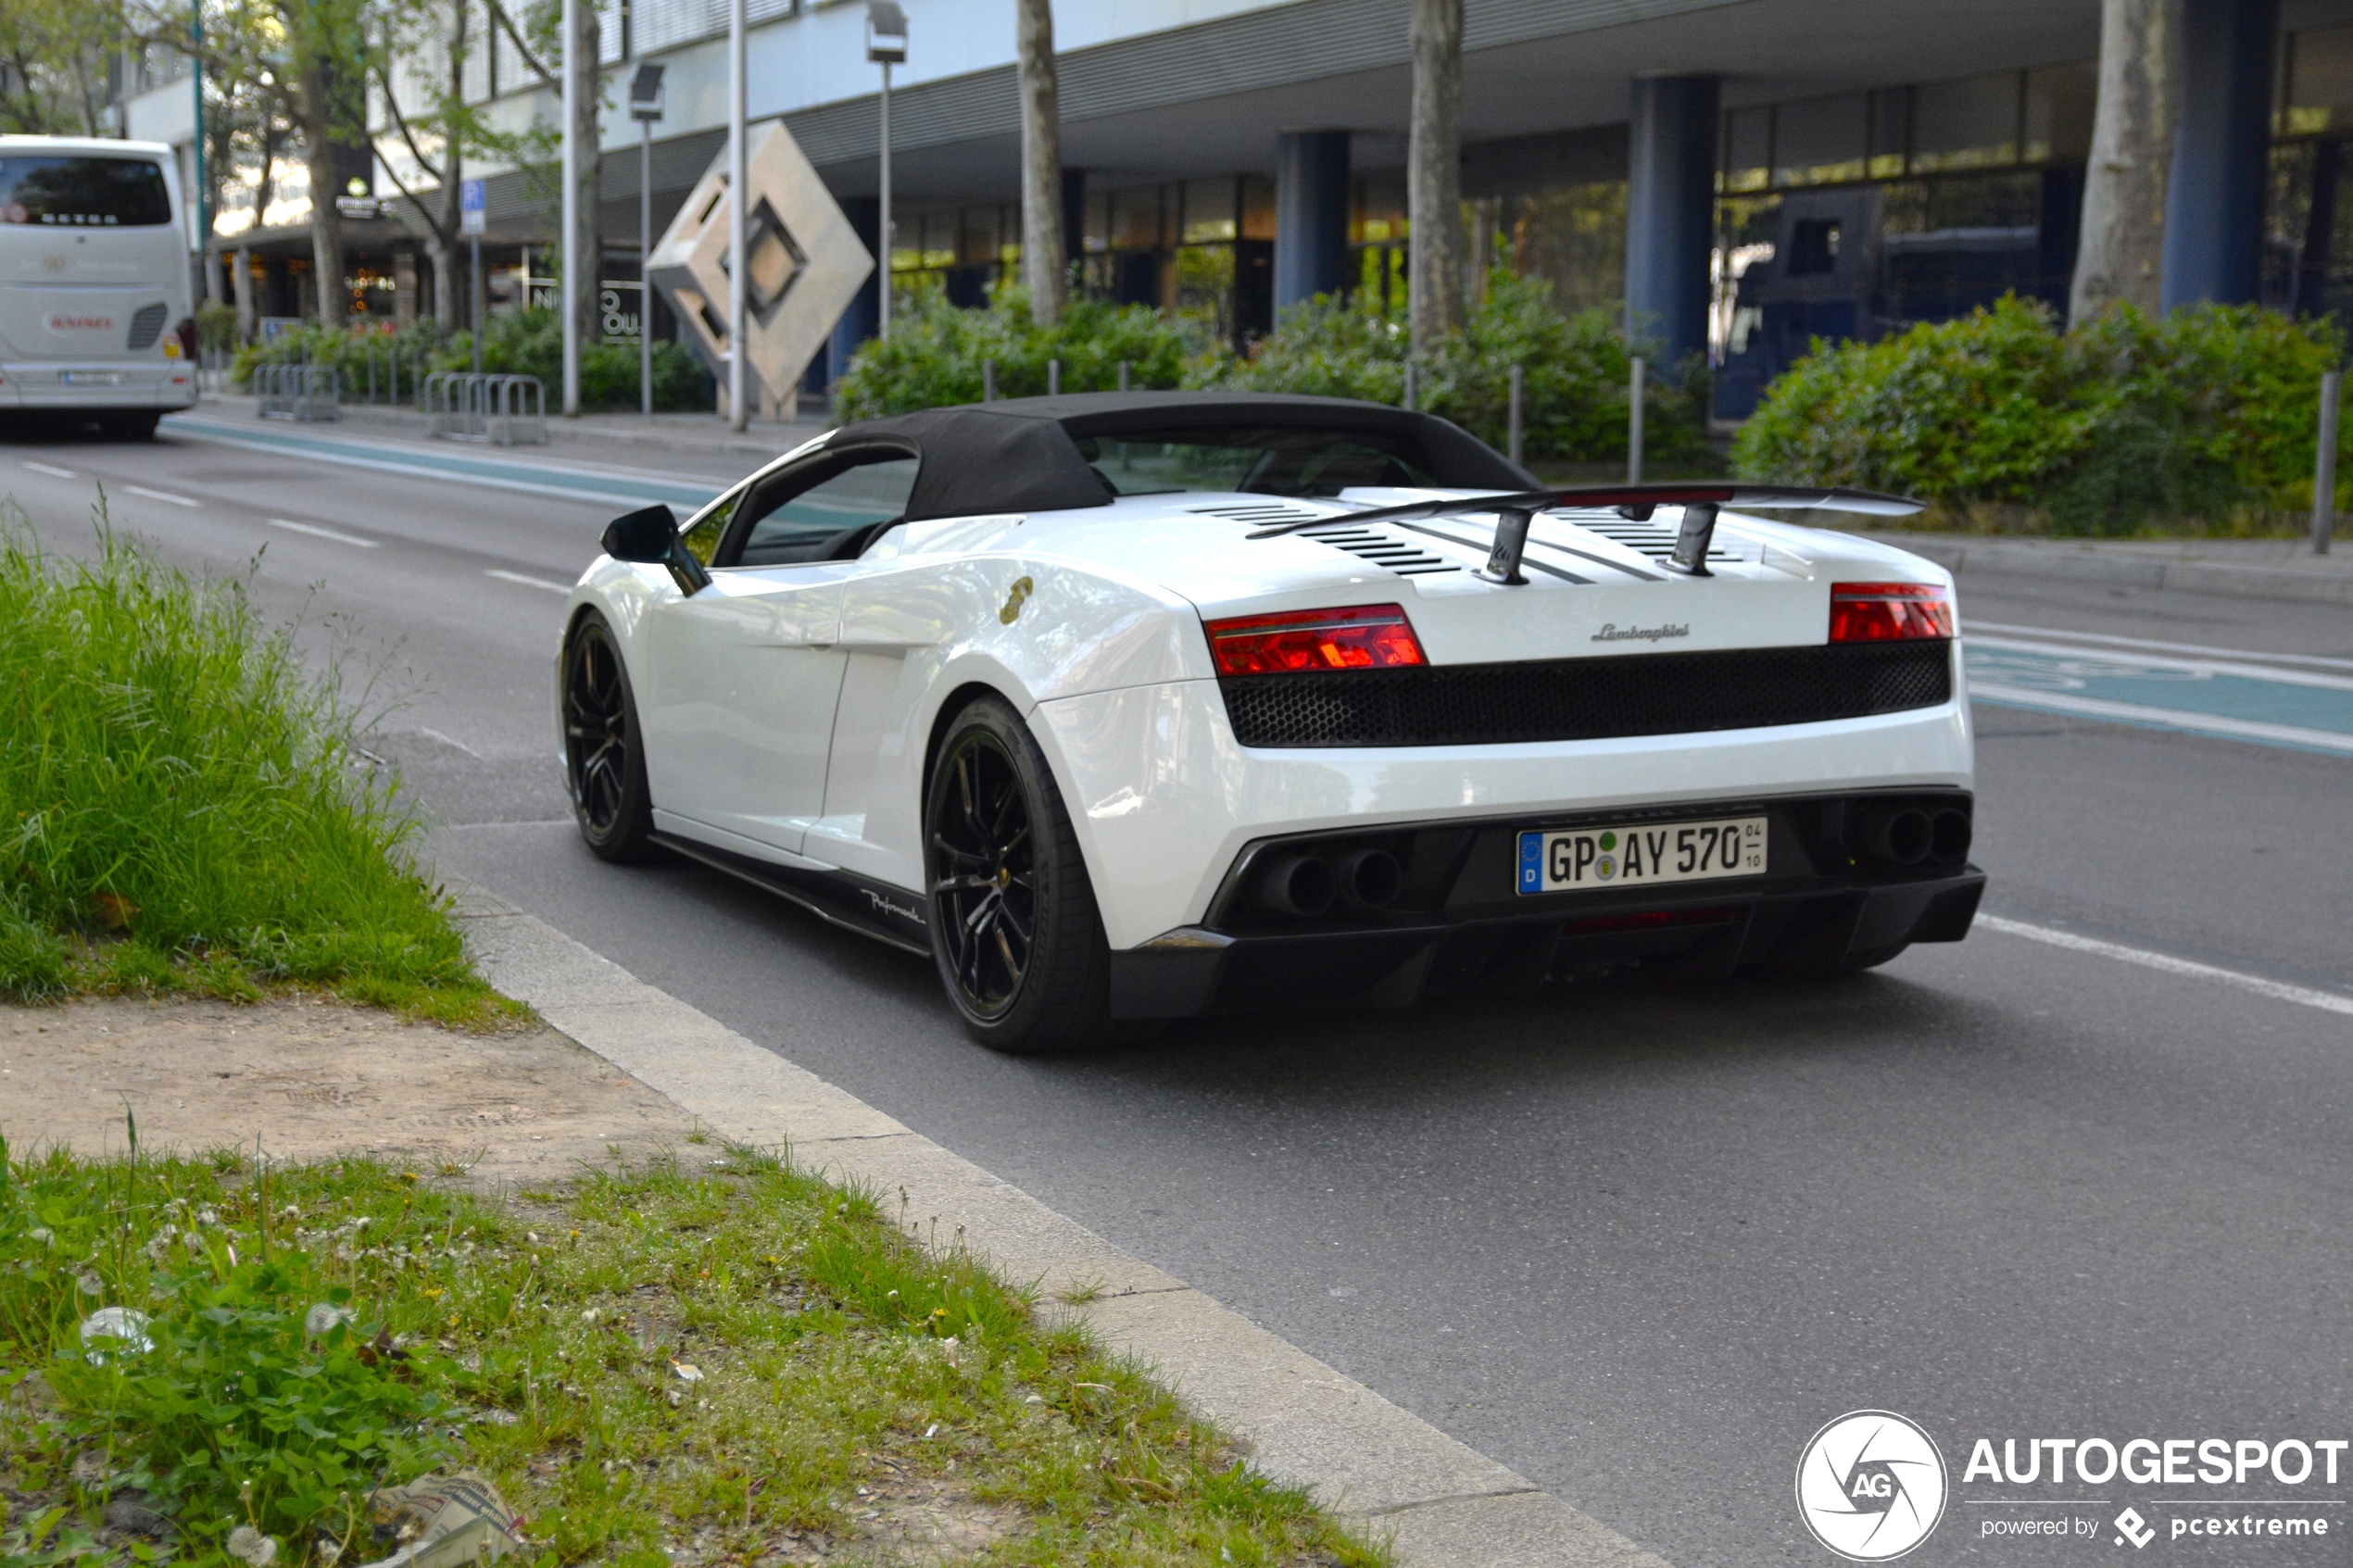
1258,853,1337,917
1861,807,1933,866
1338,848,1403,910
1931,809,1972,865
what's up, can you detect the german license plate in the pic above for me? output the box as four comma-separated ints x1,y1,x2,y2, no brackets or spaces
1516,816,1767,895
59,371,120,385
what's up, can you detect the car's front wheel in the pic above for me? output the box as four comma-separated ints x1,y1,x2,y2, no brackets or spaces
924,695,1118,1053
562,611,660,862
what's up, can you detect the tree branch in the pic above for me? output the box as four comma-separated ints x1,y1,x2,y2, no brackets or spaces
484,0,557,90
374,61,445,185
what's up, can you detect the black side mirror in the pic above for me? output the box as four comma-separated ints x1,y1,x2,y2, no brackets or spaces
603,505,679,563
602,504,711,595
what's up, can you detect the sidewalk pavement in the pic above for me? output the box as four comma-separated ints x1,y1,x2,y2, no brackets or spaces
195,391,824,461
1856,531,2353,607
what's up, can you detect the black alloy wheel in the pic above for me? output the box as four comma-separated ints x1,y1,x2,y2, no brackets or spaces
562,613,658,861
923,696,1121,1052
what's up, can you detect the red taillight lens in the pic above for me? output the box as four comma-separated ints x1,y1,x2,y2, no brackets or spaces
1202,603,1428,676
1830,582,1954,643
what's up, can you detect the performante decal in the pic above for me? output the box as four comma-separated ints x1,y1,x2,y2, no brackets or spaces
1000,576,1035,625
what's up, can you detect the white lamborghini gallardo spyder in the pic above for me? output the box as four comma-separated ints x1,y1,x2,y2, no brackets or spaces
556,392,1982,1053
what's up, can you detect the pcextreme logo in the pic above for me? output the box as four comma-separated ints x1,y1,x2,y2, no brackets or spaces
1797,1411,1950,1562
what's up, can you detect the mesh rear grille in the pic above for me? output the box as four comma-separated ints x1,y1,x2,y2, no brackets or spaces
1218,641,1953,748
126,302,169,350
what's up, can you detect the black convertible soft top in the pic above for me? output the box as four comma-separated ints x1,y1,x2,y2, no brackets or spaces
829,391,1538,523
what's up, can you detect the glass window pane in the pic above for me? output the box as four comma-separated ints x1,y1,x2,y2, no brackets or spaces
1239,174,1276,241
1774,94,1869,186
1084,190,1110,253
1722,106,1772,192
0,156,172,226
1110,185,1160,250
2024,62,2096,162
959,206,999,266
739,458,920,566
1869,89,1911,178
1912,72,2021,172
2289,25,2353,134
1072,425,1436,497
1182,178,1236,242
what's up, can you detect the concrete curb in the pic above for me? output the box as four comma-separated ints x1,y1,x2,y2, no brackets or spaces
447,877,1674,1568
195,393,813,459
1861,532,2353,607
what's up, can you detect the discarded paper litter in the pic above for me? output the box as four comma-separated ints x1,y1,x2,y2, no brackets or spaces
359,1472,522,1568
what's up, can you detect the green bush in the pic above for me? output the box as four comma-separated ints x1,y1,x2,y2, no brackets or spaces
1732,295,2350,533
1201,270,1708,467
833,279,1210,419
0,508,501,1015
193,301,240,355
233,308,711,413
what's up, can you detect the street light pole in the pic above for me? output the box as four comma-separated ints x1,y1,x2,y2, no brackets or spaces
560,0,579,416
727,0,747,431
866,4,906,344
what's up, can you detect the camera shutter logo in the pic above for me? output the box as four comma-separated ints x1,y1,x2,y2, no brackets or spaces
1795,1411,1949,1561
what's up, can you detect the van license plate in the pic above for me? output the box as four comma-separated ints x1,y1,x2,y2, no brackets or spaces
1516,816,1766,895
60,371,121,385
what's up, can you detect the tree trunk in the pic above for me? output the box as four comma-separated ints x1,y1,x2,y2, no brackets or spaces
1408,0,1465,358
1015,0,1064,325
304,128,348,325
570,0,602,359
232,244,256,341
2072,0,2177,320
435,0,468,340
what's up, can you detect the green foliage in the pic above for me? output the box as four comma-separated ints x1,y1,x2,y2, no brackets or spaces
0,507,502,1013
1732,295,2351,533
194,303,242,357
1195,270,1710,466
233,310,710,413
833,280,1212,420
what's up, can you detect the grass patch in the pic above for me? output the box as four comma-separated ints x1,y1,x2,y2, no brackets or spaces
0,501,516,1027
0,1135,1384,1568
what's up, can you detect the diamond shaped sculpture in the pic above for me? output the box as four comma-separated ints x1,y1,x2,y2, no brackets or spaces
648,119,874,418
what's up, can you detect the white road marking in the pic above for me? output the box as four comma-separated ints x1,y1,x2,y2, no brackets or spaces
1968,684,2353,755
1968,633,2353,694
1969,621,2353,673
123,484,200,507
1979,914,2353,1018
419,727,481,758
20,460,78,479
484,569,573,594
268,517,379,547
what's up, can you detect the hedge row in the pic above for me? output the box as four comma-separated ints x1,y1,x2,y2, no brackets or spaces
233,307,711,413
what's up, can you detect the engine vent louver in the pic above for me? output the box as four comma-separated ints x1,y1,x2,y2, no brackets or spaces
1564,513,1734,564
1219,640,1953,747
1189,502,1330,527
1290,524,1461,577
126,302,169,351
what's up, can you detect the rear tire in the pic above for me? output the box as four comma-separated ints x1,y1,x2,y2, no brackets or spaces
105,412,161,441
924,695,1120,1054
562,612,661,863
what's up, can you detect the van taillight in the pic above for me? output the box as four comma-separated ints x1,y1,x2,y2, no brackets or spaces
169,317,195,359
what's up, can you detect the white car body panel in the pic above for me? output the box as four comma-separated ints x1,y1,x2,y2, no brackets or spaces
565,476,1972,954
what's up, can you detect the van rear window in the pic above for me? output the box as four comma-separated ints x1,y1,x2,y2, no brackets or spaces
0,157,172,228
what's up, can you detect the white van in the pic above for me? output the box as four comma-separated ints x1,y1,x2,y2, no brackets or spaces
0,135,198,437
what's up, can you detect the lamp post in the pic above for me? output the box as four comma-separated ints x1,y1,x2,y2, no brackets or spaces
866,2,906,342
726,0,746,430
629,63,666,420
560,0,579,417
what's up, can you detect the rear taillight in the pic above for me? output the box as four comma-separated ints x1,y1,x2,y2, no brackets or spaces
1830,582,1954,643
1203,603,1428,676
168,317,195,359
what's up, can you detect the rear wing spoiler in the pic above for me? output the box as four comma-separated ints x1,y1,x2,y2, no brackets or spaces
1246,483,1925,583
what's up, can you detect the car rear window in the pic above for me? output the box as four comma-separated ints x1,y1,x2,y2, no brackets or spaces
1072,424,1439,498
0,157,173,228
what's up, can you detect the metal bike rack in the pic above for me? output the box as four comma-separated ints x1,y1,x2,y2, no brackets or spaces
255,363,342,421
425,371,547,445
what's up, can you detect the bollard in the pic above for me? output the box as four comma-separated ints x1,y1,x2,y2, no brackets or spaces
2316,369,2341,556
984,360,997,402
1118,360,1131,392
1048,358,1061,396
1628,356,1646,485
1403,360,1417,412
1508,364,1526,468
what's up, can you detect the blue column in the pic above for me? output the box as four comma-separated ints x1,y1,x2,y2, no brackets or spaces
1624,74,1719,369
828,195,881,387
1276,130,1351,311
2161,0,2277,308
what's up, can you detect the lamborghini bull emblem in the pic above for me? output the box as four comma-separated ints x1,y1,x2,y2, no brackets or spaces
999,576,1035,625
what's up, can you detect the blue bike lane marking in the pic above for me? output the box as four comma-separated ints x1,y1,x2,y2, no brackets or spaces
1964,634,2353,756
161,414,728,512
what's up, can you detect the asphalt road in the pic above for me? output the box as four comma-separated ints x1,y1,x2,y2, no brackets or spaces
8,419,2350,1568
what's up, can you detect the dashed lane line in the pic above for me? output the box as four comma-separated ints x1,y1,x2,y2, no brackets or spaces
123,484,200,507
268,517,379,547
484,569,573,594
1979,914,2353,1018
19,460,77,479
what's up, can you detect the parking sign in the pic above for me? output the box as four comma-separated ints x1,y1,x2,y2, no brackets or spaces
459,179,485,236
